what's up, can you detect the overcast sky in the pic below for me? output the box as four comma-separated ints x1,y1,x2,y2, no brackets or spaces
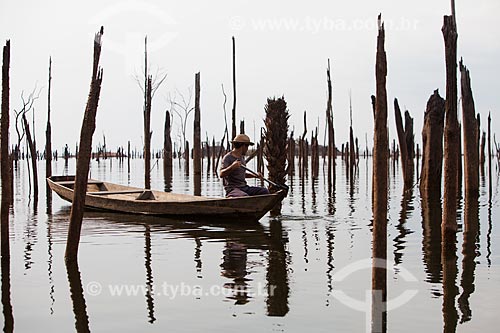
1,0,499,153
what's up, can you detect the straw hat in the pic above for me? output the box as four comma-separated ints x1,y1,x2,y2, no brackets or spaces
232,134,254,146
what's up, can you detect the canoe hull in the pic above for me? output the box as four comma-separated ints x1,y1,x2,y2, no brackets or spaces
47,176,285,221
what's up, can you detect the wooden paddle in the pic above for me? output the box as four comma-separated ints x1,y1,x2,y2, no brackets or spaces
241,165,289,191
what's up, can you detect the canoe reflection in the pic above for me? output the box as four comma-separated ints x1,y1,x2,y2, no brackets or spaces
53,208,290,320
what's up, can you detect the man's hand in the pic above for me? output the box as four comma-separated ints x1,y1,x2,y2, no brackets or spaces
231,160,242,170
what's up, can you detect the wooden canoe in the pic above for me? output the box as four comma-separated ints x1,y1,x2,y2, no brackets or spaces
47,175,286,221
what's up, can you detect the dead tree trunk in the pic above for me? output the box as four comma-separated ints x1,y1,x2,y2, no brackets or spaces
205,134,211,175
459,60,479,198
163,110,172,169
127,141,131,173
420,90,445,195
144,76,152,189
1,40,12,258
46,57,52,192
394,98,408,182
326,59,335,185
239,120,245,134
184,140,190,173
480,132,486,169
22,114,38,202
394,99,415,188
231,36,237,140
193,72,201,196
457,123,463,196
372,16,388,332
66,28,104,262
300,111,307,180
349,93,355,180
442,15,460,234
211,136,216,175
488,112,492,200
311,128,319,179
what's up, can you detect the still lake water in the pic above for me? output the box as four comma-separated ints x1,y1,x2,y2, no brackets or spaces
2,157,499,332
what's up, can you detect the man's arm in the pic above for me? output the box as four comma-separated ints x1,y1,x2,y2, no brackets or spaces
220,159,241,178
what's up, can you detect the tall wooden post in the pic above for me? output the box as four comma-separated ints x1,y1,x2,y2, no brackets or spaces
144,76,152,189
239,120,245,134
326,59,335,185
1,40,12,259
488,112,492,200
349,91,355,180
459,60,479,198
193,72,201,196
65,28,104,262
442,15,459,234
163,111,172,169
231,36,237,140
127,141,131,173
372,15,388,332
441,11,460,332
46,57,53,195
480,132,486,170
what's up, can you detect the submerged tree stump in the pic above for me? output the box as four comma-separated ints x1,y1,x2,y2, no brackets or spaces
459,60,479,198
65,28,104,262
394,98,415,188
420,90,445,195
163,111,172,170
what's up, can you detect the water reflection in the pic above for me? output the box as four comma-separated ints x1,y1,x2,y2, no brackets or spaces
2,201,14,333
311,178,317,214
1,255,14,333
24,213,38,270
458,197,479,323
441,231,458,333
487,200,492,267
163,164,172,193
46,183,52,215
144,225,156,323
266,219,289,317
65,260,91,333
46,215,55,314
221,241,250,305
393,186,415,266
195,238,202,278
420,191,442,285
7,157,500,331
327,183,336,216
325,222,335,306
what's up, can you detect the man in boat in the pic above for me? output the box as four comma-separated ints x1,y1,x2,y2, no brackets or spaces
220,134,270,197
